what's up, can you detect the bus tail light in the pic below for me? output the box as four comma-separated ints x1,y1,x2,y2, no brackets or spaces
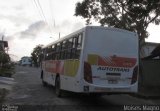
84,62,92,83
131,66,138,84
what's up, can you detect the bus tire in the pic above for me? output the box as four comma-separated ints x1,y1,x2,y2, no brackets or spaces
55,76,62,97
89,93,102,97
42,80,47,87
41,72,47,87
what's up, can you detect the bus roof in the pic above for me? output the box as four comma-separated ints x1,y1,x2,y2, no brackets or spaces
42,26,136,49
42,27,85,49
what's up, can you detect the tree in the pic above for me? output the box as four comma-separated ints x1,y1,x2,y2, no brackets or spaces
0,52,10,67
75,0,160,44
31,45,43,67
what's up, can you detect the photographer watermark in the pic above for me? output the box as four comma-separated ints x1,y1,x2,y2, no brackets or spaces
124,105,159,111
2,105,18,111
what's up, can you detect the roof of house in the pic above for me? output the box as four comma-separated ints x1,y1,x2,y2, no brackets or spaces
144,42,160,46
0,41,8,47
21,56,31,60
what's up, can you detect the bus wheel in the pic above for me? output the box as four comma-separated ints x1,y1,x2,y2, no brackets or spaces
42,80,47,86
89,93,103,97
41,74,47,87
55,76,62,97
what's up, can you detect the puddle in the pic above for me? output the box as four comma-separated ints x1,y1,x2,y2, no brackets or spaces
17,71,27,74
0,84,12,90
12,95,30,99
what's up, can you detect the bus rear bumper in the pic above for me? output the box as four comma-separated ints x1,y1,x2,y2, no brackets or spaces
82,82,138,94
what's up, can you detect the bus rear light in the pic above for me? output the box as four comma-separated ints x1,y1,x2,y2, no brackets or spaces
84,86,89,92
92,76,100,78
131,66,138,84
84,62,92,83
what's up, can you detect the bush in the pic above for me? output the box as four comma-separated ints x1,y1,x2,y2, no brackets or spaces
0,52,14,77
0,62,15,77
0,52,10,64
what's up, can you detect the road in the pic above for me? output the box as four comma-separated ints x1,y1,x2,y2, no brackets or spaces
2,66,160,111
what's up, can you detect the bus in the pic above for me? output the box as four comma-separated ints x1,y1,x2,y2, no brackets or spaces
41,26,139,97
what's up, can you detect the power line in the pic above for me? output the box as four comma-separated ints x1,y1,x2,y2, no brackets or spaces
33,0,53,36
37,0,54,35
36,0,48,24
33,0,44,21
49,0,56,28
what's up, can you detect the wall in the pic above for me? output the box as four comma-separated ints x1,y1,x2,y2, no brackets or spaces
140,59,160,87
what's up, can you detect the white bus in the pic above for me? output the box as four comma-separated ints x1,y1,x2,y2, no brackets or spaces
41,26,139,97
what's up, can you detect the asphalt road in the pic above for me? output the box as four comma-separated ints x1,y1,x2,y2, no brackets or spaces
2,66,160,111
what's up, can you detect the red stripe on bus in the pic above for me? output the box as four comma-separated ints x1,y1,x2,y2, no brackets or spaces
98,56,136,68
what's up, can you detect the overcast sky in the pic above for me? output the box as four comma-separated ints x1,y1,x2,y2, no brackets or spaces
0,0,159,61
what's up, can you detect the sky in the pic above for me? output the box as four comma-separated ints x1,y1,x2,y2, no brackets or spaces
0,0,160,61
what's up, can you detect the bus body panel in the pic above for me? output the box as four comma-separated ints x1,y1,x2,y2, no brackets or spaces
43,70,56,86
81,27,139,93
41,26,139,93
42,60,83,92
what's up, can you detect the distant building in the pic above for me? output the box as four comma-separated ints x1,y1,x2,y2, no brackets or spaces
0,40,8,51
0,40,9,67
141,42,159,58
20,56,32,66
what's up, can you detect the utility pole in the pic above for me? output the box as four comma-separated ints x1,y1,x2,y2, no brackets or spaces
1,35,4,51
59,32,60,39
2,35,4,40
0,35,4,68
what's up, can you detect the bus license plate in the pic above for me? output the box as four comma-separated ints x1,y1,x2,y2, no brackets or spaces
108,80,118,84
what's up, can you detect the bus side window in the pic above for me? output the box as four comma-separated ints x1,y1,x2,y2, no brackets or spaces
73,37,76,48
51,45,56,60
62,41,66,49
67,38,73,59
46,53,49,60
68,38,73,49
59,42,63,60
44,48,47,60
75,34,83,59
47,46,52,60
56,43,62,60
52,45,55,51
61,41,66,60
42,49,45,61
55,43,60,60
45,48,48,60
60,51,63,60
71,37,77,59
64,40,69,59
78,34,82,48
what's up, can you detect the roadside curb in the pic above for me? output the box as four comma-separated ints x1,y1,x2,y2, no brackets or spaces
131,93,160,99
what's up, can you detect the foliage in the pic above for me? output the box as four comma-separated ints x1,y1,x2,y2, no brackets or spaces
31,44,43,67
0,52,10,65
0,52,14,77
0,68,14,77
75,0,160,42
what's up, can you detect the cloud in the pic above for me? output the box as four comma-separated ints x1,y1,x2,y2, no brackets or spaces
0,21,48,42
51,19,84,37
0,14,32,24
20,21,47,39
14,5,24,10
5,35,15,42
0,32,14,42
72,22,84,32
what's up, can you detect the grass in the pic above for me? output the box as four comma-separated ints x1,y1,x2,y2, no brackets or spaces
0,88,8,103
